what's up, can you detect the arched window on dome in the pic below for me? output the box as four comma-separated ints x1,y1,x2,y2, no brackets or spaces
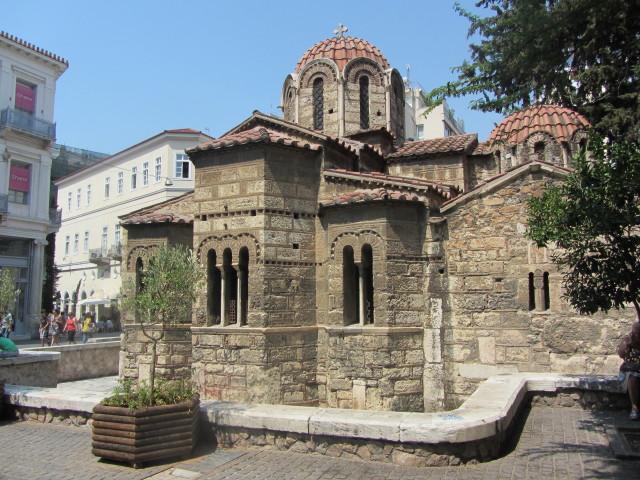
312,77,324,130
359,75,370,129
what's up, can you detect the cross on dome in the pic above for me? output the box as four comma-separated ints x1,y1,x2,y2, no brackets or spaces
333,24,348,38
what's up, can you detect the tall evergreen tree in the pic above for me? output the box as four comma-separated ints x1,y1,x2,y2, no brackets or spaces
427,0,640,141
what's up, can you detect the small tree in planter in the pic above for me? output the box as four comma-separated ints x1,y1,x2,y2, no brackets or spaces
92,244,204,467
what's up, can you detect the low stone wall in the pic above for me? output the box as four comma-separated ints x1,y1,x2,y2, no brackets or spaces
2,372,629,466
3,404,91,426
210,425,499,467
0,351,60,387
23,341,120,382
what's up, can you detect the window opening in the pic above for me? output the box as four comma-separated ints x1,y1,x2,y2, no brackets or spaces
343,245,359,325
207,250,221,325
359,75,370,129
238,247,249,326
312,77,324,130
361,244,374,324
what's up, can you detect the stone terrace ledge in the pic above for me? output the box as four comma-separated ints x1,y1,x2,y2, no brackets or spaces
202,373,624,444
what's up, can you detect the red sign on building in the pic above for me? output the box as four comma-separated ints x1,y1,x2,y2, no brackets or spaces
15,82,36,113
9,165,30,192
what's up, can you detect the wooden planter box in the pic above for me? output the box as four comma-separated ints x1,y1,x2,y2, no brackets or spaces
92,398,199,468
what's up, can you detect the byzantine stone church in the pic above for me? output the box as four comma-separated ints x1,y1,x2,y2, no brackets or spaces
120,34,633,412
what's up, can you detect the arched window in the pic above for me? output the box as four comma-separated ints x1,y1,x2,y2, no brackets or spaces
343,246,358,325
543,272,550,310
528,272,535,311
238,247,249,326
312,77,324,130
361,244,374,324
135,257,144,293
222,248,238,325
359,75,370,129
207,250,221,325
534,141,545,161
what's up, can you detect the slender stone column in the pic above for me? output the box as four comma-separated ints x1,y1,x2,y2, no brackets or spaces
533,270,545,312
357,264,365,326
220,269,227,326
237,269,245,326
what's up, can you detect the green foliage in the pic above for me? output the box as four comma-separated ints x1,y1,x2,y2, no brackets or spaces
527,134,640,315
122,244,204,327
120,244,204,405
426,0,640,141
0,268,20,314
102,378,197,409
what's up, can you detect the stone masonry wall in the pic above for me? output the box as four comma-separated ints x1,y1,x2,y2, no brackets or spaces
441,171,635,408
189,145,322,405
316,202,428,410
192,327,318,405
387,154,467,191
120,325,192,383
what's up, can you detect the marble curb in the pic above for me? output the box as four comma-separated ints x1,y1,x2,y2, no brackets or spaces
2,373,623,445
202,373,623,444
0,351,60,366
22,341,120,353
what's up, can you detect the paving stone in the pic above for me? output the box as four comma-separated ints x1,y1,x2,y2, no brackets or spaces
1,406,639,479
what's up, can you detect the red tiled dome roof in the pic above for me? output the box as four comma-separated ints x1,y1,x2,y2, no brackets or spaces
295,36,390,73
488,104,590,145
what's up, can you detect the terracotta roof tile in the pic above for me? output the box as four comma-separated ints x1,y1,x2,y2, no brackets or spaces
488,104,590,145
386,133,477,160
321,188,428,207
188,126,322,154
0,31,68,66
471,141,492,156
324,168,460,200
120,193,194,225
295,36,390,73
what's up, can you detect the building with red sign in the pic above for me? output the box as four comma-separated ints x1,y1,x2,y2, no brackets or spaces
0,31,68,338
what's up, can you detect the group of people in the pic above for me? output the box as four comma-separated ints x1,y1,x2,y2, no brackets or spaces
39,310,96,345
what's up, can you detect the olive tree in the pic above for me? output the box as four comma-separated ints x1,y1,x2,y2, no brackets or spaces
123,244,204,405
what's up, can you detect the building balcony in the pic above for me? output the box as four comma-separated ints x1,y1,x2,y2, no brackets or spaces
0,107,56,142
49,207,62,228
89,248,111,266
89,243,122,265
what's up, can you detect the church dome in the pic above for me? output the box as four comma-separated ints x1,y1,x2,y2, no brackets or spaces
488,104,590,145
295,36,390,74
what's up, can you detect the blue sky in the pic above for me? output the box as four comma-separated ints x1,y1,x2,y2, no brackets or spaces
3,0,503,154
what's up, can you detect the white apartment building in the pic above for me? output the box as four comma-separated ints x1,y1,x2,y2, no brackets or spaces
0,31,68,337
404,87,465,141
54,129,210,325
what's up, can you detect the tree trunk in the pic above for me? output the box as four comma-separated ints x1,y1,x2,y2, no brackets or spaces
149,340,157,406
633,298,640,322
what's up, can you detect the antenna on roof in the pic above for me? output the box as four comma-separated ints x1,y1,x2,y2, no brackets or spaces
333,24,348,38
406,64,411,87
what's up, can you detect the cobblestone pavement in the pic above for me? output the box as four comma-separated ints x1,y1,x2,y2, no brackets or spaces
0,406,638,480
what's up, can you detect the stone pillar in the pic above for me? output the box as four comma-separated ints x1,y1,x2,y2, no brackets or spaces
357,264,365,326
237,269,245,326
221,269,227,326
28,239,47,336
533,270,545,312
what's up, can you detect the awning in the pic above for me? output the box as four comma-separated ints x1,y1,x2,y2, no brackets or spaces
77,298,115,306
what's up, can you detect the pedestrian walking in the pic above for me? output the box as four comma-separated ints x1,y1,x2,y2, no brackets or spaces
48,313,59,346
81,312,93,343
63,313,77,344
618,321,640,420
39,313,49,347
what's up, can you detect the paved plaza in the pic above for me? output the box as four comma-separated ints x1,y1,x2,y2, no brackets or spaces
0,405,638,480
